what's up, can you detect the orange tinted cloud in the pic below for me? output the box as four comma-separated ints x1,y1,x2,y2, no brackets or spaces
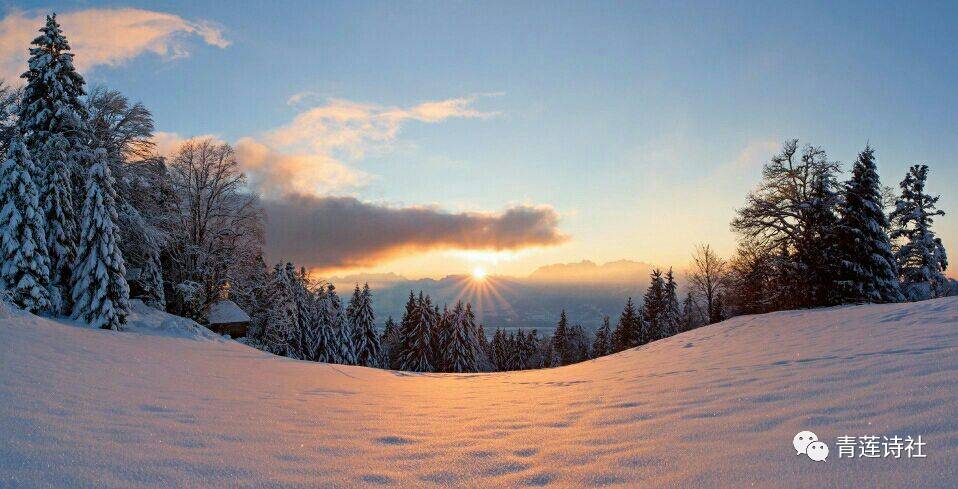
0,8,228,80
234,137,369,198
267,95,498,157
155,94,496,197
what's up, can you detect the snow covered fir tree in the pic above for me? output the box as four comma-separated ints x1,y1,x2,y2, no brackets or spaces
70,151,129,330
0,134,51,312
0,14,954,374
889,164,950,300
834,146,904,303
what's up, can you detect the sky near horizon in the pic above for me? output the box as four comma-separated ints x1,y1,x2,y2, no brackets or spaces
2,1,956,279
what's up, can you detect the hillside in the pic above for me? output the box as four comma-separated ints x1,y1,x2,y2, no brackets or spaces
1,298,956,487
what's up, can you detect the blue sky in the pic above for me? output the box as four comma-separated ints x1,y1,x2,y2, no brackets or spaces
4,1,957,277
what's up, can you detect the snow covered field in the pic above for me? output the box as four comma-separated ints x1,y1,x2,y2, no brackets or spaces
1,298,956,488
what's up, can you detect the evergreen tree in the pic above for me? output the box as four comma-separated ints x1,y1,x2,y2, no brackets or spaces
18,15,90,275
351,283,380,367
0,82,17,154
286,264,309,359
380,315,400,369
336,321,356,364
263,264,296,355
806,168,843,306
318,284,345,363
475,322,491,371
680,291,699,332
490,328,507,371
525,329,541,369
138,230,165,309
834,146,903,304
567,323,591,363
611,297,641,352
310,284,337,363
643,269,667,342
889,164,949,299
663,268,681,337
0,134,51,312
345,284,360,325
505,332,520,370
592,316,612,358
239,257,271,343
70,151,129,330
550,309,569,367
333,285,356,365
464,303,486,371
397,291,432,372
446,301,477,372
39,136,76,313
18,14,87,154
429,304,450,371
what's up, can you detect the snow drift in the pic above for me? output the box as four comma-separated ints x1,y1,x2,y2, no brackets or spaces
1,298,956,488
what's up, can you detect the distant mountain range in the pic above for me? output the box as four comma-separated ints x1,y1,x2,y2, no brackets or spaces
328,260,680,333
527,259,655,284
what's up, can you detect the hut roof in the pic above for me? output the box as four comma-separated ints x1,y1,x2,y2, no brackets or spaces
207,300,251,325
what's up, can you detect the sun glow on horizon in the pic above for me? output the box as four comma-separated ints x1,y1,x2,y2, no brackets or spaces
472,266,487,280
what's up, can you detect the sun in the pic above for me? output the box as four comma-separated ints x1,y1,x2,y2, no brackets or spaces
472,266,487,280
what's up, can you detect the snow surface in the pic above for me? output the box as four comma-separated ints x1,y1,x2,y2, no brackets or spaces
1,298,956,488
124,299,228,342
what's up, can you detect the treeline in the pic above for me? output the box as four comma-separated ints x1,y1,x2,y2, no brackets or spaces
241,267,564,373
683,140,952,323
480,266,689,370
247,265,691,372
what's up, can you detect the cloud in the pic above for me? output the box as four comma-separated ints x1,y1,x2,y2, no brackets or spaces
0,8,228,81
155,96,564,269
267,95,498,158
154,92,497,198
156,95,496,197
234,137,369,198
153,131,369,199
261,195,568,270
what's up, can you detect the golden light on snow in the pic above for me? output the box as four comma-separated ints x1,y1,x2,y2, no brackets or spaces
472,267,487,280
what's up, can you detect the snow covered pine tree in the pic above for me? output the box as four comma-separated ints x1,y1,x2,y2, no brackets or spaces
643,269,667,342
39,137,77,313
592,316,612,358
612,297,641,353
70,150,129,330
309,284,338,363
663,268,681,337
351,283,381,367
445,301,476,373
397,292,432,372
834,146,904,303
0,134,51,312
889,164,949,299
18,14,89,313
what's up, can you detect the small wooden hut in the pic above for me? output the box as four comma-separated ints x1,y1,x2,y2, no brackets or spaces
206,300,251,338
